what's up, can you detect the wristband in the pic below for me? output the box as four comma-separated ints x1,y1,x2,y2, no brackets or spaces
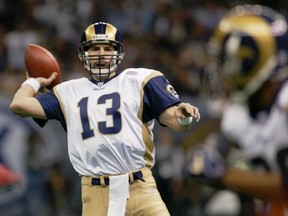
21,78,41,93
177,116,193,125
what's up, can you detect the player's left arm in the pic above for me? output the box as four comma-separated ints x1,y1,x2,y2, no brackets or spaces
159,102,201,132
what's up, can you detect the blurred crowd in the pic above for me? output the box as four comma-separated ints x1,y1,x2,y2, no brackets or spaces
0,0,288,215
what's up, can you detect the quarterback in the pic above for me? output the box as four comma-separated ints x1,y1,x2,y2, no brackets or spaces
10,22,200,216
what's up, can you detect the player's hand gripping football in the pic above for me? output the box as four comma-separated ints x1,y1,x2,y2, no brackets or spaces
25,71,58,92
37,72,58,91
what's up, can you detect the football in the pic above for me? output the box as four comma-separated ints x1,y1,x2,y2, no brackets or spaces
24,44,61,89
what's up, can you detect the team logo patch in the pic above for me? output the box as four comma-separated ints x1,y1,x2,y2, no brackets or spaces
166,84,179,98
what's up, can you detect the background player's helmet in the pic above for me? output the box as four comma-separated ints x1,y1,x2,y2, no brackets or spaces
78,22,125,81
202,4,288,101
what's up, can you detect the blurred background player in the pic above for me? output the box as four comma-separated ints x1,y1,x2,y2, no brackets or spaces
184,4,288,216
0,94,41,216
0,85,76,216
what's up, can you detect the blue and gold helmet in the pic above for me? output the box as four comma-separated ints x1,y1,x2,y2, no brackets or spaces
203,5,288,101
78,22,124,81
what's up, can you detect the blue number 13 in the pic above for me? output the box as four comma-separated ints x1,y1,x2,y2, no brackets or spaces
78,93,122,140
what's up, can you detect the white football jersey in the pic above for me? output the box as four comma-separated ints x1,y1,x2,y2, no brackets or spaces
221,81,288,171
36,68,180,176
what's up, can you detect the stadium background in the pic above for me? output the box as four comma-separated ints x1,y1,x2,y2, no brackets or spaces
0,0,287,215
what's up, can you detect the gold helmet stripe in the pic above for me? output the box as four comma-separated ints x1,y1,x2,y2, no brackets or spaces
104,23,117,41
84,23,118,42
85,25,96,41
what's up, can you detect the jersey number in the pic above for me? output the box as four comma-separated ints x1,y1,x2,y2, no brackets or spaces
78,93,122,140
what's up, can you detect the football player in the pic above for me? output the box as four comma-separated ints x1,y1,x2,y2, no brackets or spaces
185,4,288,216
9,22,201,216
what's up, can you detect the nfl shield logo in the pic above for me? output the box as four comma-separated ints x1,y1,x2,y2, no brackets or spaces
97,82,104,87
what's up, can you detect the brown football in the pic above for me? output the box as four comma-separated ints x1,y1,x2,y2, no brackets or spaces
24,44,61,89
